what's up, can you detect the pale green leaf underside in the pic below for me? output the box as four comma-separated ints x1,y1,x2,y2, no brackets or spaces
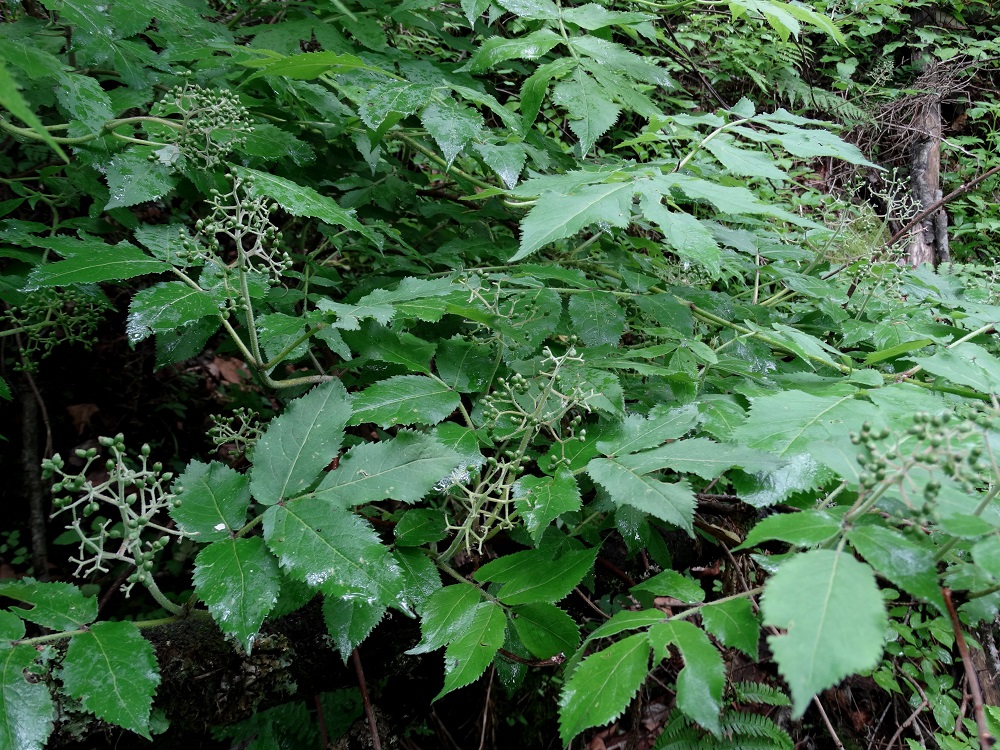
762,550,887,718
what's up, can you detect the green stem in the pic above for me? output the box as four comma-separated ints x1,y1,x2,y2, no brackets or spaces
676,116,754,172
13,610,210,647
390,132,497,192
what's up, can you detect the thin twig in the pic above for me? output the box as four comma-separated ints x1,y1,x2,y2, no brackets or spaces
351,647,382,750
884,697,929,749
812,695,845,750
477,666,493,750
943,588,995,750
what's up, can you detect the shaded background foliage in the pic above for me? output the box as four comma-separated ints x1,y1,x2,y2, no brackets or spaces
2,0,1000,749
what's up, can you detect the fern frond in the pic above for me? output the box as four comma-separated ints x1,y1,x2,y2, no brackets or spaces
731,680,791,706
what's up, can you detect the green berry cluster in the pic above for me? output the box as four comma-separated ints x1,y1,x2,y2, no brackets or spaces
850,408,997,522
189,174,291,281
4,286,109,371
151,78,253,168
43,434,187,602
209,407,264,460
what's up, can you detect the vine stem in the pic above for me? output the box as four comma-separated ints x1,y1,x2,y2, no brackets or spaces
13,610,210,647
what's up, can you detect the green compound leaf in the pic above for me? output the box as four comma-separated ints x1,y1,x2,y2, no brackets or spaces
127,281,219,345
348,375,460,428
193,537,281,652
911,343,1000,395
420,100,484,167
567,290,626,347
233,166,367,235
701,598,760,659
849,525,945,614
558,633,650,743
408,582,483,655
511,602,579,659
170,460,251,541
474,547,597,605
513,181,633,262
250,379,352,505
648,620,725,734
637,192,721,276
24,241,170,290
513,469,582,544
587,458,696,533
0,644,54,750
322,595,386,661
104,146,177,210
242,51,382,80
311,430,463,507
263,498,404,606
356,81,434,131
0,580,96,631
437,601,506,699
762,550,886,718
62,621,160,738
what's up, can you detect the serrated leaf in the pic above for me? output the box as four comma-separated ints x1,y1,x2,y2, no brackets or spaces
243,51,381,80
461,0,491,24
598,404,700,456
558,633,650,743
738,509,843,550
250,379,352,505
850,525,945,613
631,570,704,603
511,602,579,659
62,622,160,738
467,29,562,73
194,537,281,652
562,4,653,29
570,36,671,86
762,550,886,718
395,508,448,547
263,499,403,606
0,612,23,641
648,621,724,733
311,430,462,506
435,338,496,392
438,601,506,698
553,70,621,154
704,133,787,180
587,458,696,532
356,81,433,131
233,166,367,235
105,147,177,209
322,595,386,660
420,100,483,167
567,290,625,346
637,192,722,276
615,438,783,480
0,644,54,750
520,57,576,129
127,281,218,344
55,72,113,130
513,470,582,544
474,547,597,605
514,181,633,261
320,277,460,328
0,580,96,631
348,375,460,428
701,598,759,659
912,343,1000,395
24,241,169,289
473,142,527,189
408,582,483,654
495,0,560,19
395,548,442,611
